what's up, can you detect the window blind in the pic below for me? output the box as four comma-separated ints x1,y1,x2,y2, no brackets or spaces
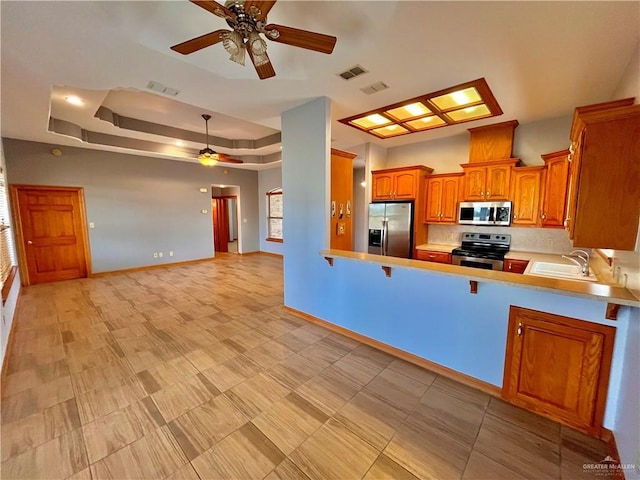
0,168,16,285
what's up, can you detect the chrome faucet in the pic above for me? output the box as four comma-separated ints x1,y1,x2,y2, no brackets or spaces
562,249,590,276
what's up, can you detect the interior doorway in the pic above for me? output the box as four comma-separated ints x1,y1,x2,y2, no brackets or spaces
211,185,239,255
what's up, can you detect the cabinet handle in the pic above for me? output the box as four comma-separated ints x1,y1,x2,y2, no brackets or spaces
429,255,435,259
564,217,570,227
486,191,491,198
541,213,546,220
513,214,518,220
509,264,512,270
517,323,522,336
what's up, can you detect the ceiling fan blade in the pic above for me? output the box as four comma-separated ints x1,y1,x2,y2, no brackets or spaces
243,0,277,21
263,24,336,54
218,153,243,164
190,0,236,21
171,29,230,55
247,47,276,80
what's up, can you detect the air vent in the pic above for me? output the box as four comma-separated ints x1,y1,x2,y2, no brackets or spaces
146,81,180,97
337,65,368,80
360,82,389,95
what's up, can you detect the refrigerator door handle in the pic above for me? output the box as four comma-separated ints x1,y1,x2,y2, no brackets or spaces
382,220,388,256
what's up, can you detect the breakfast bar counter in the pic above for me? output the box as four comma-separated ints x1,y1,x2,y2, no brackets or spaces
320,248,639,307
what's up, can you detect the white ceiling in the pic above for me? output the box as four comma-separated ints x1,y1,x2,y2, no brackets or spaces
2,1,639,169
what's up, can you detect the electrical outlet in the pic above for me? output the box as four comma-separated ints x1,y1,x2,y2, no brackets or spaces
158,252,163,258
546,238,553,247
169,251,174,257
153,252,158,258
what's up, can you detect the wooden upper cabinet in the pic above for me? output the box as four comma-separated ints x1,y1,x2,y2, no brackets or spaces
372,173,394,201
511,166,544,226
371,166,433,201
394,171,419,199
461,159,519,201
540,150,570,228
425,178,442,222
462,167,486,201
467,120,519,163
565,98,640,249
486,164,513,200
503,307,615,437
424,174,462,223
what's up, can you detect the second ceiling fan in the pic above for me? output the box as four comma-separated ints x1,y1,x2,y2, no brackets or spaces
171,0,337,79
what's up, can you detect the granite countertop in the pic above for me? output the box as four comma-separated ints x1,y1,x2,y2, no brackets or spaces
415,243,457,253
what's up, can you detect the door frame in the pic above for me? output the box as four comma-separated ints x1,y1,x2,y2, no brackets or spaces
9,185,92,286
211,194,239,254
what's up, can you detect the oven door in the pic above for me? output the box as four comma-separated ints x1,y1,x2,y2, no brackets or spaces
452,255,503,270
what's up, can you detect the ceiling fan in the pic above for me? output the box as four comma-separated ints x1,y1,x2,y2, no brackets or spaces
171,0,337,79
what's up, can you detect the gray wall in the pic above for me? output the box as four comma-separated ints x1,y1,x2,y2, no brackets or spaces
385,115,573,172
2,139,259,272
258,166,283,255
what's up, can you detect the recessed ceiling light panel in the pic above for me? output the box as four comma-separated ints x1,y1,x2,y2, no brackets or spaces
339,78,502,139
65,96,84,106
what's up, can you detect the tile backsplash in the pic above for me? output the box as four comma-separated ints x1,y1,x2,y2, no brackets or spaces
428,225,574,254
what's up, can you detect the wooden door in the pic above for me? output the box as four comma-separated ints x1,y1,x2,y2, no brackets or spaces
511,168,543,226
424,178,442,222
394,170,417,199
485,164,511,200
462,167,486,200
372,173,393,200
503,307,615,436
541,151,569,227
212,197,229,253
440,176,460,223
11,186,89,285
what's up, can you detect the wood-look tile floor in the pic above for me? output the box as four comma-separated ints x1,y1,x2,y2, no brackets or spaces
1,253,610,479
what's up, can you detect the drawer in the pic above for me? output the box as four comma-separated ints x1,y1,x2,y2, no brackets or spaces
416,250,451,264
504,259,529,274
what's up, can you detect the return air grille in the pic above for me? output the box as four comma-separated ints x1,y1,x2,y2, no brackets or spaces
338,65,368,80
360,82,389,95
147,81,180,97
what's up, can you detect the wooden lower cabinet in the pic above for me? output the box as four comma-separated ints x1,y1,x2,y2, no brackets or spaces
503,258,529,274
502,306,615,437
415,250,451,264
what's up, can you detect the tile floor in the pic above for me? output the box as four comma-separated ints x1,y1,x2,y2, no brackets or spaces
1,253,612,479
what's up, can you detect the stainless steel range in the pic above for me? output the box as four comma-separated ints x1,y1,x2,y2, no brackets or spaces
451,232,511,270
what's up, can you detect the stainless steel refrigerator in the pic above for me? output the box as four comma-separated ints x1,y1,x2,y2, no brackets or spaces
368,202,414,258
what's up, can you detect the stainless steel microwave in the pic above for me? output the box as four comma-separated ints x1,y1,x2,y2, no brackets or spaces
458,201,512,226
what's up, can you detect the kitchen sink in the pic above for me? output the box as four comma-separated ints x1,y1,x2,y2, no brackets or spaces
528,261,599,282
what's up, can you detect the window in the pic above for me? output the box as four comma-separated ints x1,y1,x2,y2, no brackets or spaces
0,167,17,301
266,188,283,242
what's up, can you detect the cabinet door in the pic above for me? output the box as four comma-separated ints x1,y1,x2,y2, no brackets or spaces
541,156,569,227
394,171,417,199
372,173,394,201
503,307,615,435
425,178,442,223
485,164,512,200
511,170,542,226
440,176,460,223
463,167,486,201
503,259,529,274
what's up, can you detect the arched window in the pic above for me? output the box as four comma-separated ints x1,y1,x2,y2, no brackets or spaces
266,188,283,242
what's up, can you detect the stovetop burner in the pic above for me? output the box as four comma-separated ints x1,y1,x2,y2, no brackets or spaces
452,232,511,260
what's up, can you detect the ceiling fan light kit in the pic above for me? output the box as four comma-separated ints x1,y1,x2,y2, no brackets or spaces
171,0,337,79
198,114,219,166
